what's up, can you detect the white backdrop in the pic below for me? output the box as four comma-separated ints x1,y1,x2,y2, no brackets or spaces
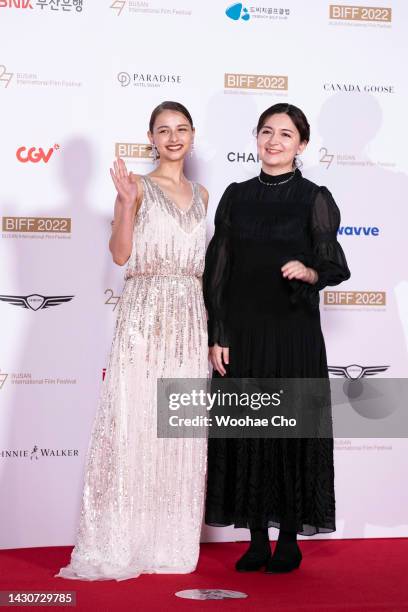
1,0,407,549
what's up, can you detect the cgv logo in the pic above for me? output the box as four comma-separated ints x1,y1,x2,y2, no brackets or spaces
0,0,33,7
16,144,60,164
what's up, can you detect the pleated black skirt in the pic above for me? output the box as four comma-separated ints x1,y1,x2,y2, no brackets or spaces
205,316,336,536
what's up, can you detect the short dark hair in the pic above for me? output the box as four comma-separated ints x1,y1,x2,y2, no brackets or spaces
256,103,310,142
149,101,194,132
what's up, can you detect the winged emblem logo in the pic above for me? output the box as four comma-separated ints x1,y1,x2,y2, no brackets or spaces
328,364,389,380
0,294,74,311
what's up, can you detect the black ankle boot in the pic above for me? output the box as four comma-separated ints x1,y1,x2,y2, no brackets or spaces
265,528,302,573
265,544,302,573
235,528,271,572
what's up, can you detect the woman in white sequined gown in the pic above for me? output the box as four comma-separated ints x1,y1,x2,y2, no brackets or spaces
56,102,208,581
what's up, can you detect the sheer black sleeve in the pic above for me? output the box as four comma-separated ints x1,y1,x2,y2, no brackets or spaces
311,187,350,289
290,186,350,307
203,183,236,347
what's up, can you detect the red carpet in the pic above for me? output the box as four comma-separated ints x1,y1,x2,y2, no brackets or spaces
0,540,407,611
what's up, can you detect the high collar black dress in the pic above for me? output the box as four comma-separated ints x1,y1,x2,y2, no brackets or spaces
203,168,350,534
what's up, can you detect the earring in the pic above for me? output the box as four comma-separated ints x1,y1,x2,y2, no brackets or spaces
190,142,195,158
151,143,158,162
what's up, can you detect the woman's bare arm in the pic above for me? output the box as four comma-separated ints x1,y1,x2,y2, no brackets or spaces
109,158,142,266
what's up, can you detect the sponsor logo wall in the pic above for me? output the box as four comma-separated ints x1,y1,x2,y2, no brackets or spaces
0,0,407,548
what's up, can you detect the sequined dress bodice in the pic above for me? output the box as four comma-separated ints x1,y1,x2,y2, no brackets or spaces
125,176,206,279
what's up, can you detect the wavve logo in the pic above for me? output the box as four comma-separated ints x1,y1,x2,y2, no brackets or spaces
338,225,380,236
226,3,250,21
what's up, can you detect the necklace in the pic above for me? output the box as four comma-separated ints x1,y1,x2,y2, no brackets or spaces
258,170,296,186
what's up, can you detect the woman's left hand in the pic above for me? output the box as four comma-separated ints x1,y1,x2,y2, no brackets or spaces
281,260,318,285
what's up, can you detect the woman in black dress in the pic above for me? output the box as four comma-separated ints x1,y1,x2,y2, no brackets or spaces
203,103,350,573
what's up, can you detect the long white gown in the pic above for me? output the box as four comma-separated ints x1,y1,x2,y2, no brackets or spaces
56,176,208,581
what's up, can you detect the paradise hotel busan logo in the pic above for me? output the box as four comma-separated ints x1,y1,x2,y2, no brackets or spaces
0,294,74,311
1,444,79,460
328,364,389,380
117,71,182,88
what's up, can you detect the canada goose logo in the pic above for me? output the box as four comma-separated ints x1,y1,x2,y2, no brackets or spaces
0,294,74,311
